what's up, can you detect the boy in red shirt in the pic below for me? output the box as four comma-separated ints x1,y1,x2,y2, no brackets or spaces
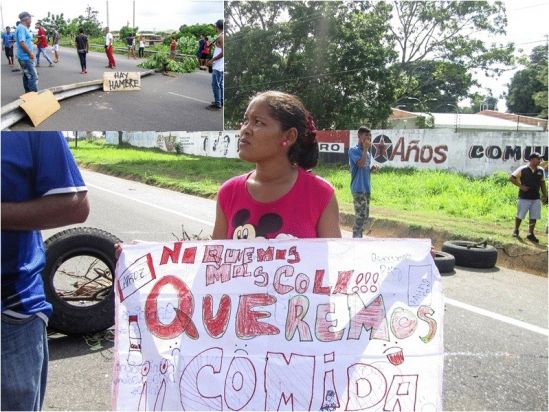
170,36,177,59
35,21,53,67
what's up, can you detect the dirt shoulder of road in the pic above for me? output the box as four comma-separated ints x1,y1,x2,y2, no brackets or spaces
340,213,548,277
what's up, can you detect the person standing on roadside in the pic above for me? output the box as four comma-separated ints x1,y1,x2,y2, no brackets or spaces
510,152,548,242
51,26,59,63
348,126,380,238
127,32,136,59
1,131,90,411
2,26,15,65
206,19,224,111
15,12,38,92
35,21,53,67
138,35,145,58
170,36,177,59
104,26,116,69
75,27,88,74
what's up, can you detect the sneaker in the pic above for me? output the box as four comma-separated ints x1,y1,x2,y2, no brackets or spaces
526,233,539,243
206,104,222,111
512,230,519,238
49,63,54,67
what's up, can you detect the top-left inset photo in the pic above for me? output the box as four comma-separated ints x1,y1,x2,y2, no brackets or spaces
0,0,224,131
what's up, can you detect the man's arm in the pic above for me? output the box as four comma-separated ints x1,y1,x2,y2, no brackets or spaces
355,149,369,168
2,192,89,231
509,172,529,192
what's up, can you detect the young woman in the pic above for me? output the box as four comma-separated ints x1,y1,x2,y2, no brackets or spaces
212,91,341,240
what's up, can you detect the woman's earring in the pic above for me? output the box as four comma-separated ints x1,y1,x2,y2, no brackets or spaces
281,140,288,147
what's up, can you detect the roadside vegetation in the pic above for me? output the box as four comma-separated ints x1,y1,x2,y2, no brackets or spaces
70,139,547,246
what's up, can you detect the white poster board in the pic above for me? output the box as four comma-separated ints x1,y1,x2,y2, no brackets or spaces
113,238,444,411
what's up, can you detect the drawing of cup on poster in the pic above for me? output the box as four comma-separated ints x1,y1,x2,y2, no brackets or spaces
112,238,444,411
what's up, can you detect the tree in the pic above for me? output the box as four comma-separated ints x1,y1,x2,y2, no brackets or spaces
66,6,103,38
225,1,398,129
506,45,547,117
394,60,472,112
39,12,69,36
390,1,514,104
119,26,139,41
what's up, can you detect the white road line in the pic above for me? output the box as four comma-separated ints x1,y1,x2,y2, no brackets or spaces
445,297,548,336
168,92,210,104
86,182,214,227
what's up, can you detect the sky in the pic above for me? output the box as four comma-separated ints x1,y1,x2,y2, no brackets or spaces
474,0,548,111
0,0,223,32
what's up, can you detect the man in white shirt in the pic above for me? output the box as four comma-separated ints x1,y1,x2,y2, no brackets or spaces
104,26,116,69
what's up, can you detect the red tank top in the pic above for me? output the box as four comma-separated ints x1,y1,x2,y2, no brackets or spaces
218,167,334,239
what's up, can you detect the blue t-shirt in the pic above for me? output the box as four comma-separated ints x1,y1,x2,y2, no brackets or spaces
1,132,87,318
15,24,33,60
1,31,15,48
349,145,372,194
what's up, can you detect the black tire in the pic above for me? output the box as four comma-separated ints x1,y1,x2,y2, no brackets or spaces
434,251,455,274
43,227,121,335
441,240,498,269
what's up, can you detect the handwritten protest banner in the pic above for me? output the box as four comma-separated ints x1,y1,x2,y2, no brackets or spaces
113,238,444,411
103,72,141,91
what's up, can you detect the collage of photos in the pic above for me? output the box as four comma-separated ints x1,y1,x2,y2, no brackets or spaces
1,0,548,411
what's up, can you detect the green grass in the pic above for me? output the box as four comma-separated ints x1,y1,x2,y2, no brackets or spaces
71,139,547,245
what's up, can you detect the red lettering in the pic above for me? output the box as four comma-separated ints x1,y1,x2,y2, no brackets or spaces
417,305,437,343
434,145,448,163
203,294,231,338
257,247,274,262
391,137,405,160
236,294,279,338
347,294,389,341
333,270,353,294
182,247,197,263
206,264,231,286
145,275,198,339
276,249,287,260
287,246,301,264
313,270,331,295
273,265,294,294
159,242,182,265
203,245,223,264
285,295,313,341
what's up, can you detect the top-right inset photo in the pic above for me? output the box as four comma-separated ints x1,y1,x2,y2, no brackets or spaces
224,0,547,132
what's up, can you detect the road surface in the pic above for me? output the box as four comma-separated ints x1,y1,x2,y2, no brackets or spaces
42,170,548,411
1,46,222,131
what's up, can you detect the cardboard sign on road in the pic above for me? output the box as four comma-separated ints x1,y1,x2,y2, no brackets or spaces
103,72,141,92
19,90,60,126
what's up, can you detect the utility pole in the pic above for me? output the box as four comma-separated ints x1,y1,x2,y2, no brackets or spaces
133,0,135,29
106,0,110,27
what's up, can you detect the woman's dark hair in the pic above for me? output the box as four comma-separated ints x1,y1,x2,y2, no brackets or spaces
252,91,319,169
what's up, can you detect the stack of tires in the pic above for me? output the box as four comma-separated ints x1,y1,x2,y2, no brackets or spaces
435,240,498,275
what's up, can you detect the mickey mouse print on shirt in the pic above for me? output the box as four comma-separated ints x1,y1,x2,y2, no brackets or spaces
232,208,294,240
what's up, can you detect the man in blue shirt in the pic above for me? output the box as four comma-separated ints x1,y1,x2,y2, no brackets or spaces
1,131,90,410
348,126,380,238
1,26,15,65
15,11,38,92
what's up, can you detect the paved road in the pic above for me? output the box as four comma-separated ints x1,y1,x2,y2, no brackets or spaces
42,170,548,411
1,46,222,131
